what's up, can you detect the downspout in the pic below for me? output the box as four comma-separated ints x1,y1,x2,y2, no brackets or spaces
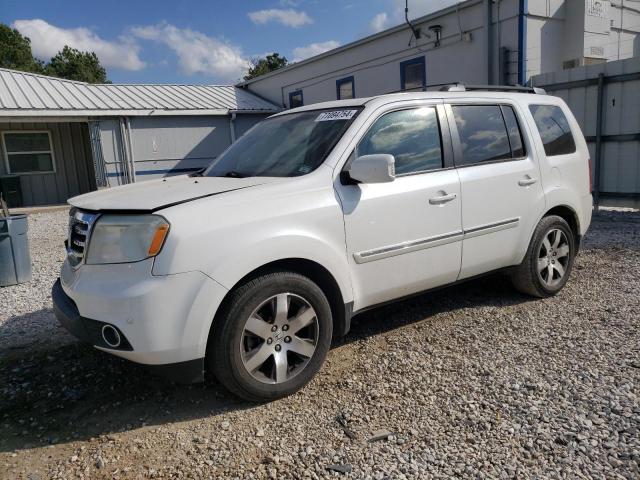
229,112,237,143
593,73,605,211
485,0,494,85
118,117,130,184
125,117,136,183
517,0,528,85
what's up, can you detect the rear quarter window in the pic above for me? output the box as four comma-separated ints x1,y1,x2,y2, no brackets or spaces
529,105,577,156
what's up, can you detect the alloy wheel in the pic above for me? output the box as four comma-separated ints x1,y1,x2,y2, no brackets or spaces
240,293,319,384
537,228,570,288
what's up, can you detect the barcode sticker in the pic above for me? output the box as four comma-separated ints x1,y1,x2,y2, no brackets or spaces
315,110,358,122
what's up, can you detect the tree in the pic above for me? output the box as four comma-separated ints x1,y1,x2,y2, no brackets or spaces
244,53,288,81
0,24,45,73
0,23,109,83
46,46,108,83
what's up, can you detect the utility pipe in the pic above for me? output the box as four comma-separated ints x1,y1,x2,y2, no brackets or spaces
230,112,237,143
594,73,605,211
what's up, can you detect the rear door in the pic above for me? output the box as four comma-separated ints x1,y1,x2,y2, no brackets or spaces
446,101,546,279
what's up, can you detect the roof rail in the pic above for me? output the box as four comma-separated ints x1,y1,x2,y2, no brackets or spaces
385,83,546,95
436,83,546,94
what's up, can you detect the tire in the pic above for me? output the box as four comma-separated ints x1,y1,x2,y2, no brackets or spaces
209,271,333,402
511,215,576,298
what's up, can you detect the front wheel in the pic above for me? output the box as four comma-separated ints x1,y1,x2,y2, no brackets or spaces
511,215,576,298
209,271,333,402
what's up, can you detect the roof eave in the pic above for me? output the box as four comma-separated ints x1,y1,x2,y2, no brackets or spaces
0,108,278,118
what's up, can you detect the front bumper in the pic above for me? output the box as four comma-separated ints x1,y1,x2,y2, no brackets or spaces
55,258,229,382
53,279,203,383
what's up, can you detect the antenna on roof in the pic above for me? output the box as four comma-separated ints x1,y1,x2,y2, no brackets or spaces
405,0,429,45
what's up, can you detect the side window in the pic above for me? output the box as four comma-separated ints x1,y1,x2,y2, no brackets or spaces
529,104,576,156
289,90,303,108
452,105,511,165
356,107,443,175
501,106,526,158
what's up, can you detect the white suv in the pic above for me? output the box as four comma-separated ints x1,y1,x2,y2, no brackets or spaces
53,88,592,401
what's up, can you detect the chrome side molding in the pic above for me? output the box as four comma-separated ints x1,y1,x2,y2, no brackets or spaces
354,217,520,264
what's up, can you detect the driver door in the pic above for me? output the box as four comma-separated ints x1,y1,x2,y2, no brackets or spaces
335,102,463,311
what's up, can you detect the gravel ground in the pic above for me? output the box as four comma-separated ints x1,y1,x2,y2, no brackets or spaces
0,209,74,358
0,210,638,479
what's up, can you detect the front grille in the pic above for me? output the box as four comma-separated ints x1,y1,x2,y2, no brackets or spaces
67,209,99,267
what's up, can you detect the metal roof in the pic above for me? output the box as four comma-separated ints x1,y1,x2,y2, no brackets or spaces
0,68,279,117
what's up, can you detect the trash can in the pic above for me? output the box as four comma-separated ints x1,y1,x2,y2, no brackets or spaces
0,215,32,287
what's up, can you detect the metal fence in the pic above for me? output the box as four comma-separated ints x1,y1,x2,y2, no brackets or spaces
531,57,640,208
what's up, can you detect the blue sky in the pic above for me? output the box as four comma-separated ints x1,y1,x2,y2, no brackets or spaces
1,0,457,85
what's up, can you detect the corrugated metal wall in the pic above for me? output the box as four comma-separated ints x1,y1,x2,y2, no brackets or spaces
532,57,640,205
0,121,96,206
98,114,270,185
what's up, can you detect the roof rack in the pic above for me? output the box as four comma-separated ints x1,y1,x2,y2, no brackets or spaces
436,83,546,94
387,82,546,95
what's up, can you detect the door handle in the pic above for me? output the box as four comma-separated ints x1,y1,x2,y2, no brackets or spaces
518,176,538,187
429,192,457,205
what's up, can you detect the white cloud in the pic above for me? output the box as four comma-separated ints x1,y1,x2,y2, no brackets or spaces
131,23,248,82
370,12,390,32
292,40,340,62
248,9,313,28
11,19,145,71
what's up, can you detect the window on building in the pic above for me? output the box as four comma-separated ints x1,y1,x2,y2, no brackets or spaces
289,90,303,108
336,76,355,100
452,105,514,165
400,57,426,91
529,105,576,156
3,131,55,174
357,107,443,175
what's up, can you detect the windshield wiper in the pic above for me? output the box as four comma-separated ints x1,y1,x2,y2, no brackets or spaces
221,171,247,178
189,167,206,177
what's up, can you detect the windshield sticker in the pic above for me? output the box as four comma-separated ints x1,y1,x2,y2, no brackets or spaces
315,110,358,122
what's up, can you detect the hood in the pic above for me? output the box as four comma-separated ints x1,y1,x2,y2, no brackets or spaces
69,175,282,212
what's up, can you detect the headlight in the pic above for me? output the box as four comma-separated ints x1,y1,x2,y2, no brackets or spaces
85,215,170,265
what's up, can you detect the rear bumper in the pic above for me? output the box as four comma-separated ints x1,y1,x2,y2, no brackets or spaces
52,278,205,384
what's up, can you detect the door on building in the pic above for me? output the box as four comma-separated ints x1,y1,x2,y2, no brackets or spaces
445,102,546,280
336,102,463,310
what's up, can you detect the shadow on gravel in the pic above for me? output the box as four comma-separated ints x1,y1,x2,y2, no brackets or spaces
0,308,69,360
0,273,534,453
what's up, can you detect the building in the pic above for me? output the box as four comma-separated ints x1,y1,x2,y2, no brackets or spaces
240,0,640,108
532,56,640,208
0,68,278,207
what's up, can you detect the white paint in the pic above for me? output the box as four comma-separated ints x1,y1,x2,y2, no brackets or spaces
62,91,592,373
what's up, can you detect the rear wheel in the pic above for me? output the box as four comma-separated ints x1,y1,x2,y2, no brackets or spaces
209,271,332,402
511,215,575,298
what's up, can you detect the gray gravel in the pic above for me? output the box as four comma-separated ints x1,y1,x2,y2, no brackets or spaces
0,210,639,479
0,209,74,358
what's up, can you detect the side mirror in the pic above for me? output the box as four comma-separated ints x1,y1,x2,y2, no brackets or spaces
348,154,396,184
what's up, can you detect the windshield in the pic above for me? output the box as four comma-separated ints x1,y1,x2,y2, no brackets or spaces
205,108,361,178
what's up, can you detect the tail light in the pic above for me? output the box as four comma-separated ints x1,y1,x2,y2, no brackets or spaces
588,158,593,193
